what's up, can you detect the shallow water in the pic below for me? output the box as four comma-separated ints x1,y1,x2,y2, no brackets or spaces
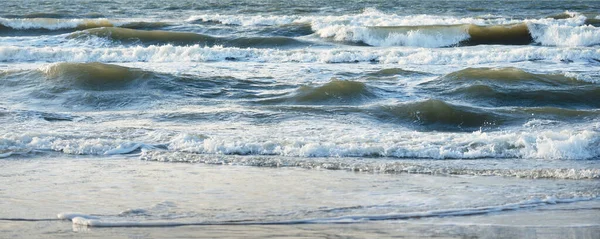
1,157,599,238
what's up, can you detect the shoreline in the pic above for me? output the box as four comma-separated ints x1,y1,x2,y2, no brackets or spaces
1,156,598,238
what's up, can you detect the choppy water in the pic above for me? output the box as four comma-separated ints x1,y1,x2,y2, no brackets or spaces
1,0,599,233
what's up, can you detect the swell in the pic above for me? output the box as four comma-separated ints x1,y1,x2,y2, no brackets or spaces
0,63,174,109
1,63,274,109
259,79,376,104
254,23,314,37
372,99,507,131
68,27,218,46
367,99,599,131
423,67,600,108
41,62,149,90
69,27,309,48
515,107,600,120
34,62,165,109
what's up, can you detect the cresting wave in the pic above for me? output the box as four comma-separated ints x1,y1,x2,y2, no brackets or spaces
2,45,600,64
317,23,600,47
41,62,148,90
2,11,598,47
364,99,597,130
1,63,152,109
373,99,506,129
5,65,598,129
316,23,535,47
69,27,309,48
260,79,375,104
424,67,600,108
0,63,162,109
1,62,271,109
188,10,600,47
465,24,532,45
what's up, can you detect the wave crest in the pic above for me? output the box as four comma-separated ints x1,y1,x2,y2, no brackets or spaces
41,62,146,90
69,27,308,48
375,99,504,130
425,67,600,108
293,80,374,104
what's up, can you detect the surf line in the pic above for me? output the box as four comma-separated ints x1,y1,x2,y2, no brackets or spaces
58,197,598,227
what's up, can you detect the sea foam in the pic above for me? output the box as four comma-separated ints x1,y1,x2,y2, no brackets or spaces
2,124,598,160
1,45,599,64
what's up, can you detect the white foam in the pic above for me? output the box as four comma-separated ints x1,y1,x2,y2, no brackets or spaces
528,14,587,27
186,14,298,26
1,45,599,65
139,151,600,179
1,121,599,160
187,9,513,28
0,18,118,30
523,119,560,128
0,133,149,156
103,143,145,155
314,25,470,47
57,213,99,220
71,218,192,227
563,72,600,84
529,24,600,47
0,151,13,158
162,126,600,160
189,10,591,30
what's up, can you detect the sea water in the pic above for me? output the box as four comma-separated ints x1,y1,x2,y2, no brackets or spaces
1,0,599,238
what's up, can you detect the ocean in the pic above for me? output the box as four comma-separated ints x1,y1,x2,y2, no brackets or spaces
1,0,599,238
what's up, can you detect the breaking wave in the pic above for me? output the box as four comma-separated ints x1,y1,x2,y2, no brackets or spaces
1,125,600,161
317,23,599,47
187,10,600,47
1,45,599,64
0,17,171,32
69,27,309,48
